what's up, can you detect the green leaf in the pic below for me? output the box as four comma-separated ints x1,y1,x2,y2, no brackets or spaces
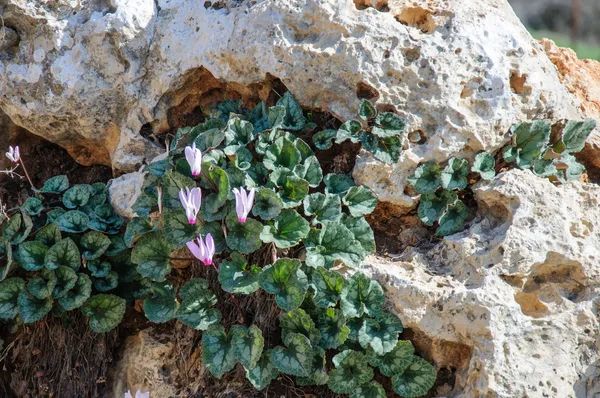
269,168,310,208
309,267,345,308
342,185,378,217
360,133,402,164
81,294,126,333
218,98,244,117
304,222,366,269
218,252,260,294
146,158,172,177
512,120,551,166
200,163,230,206
260,209,309,249
131,231,174,282
271,332,314,377
560,119,596,154
80,231,111,261
252,187,282,220
2,211,33,244
176,278,222,330
28,269,56,299
340,272,384,318
303,193,342,225
441,157,470,190
328,350,374,394
244,351,279,391
16,241,48,271
200,222,227,253
358,313,403,355
280,308,321,344
225,117,254,146
408,161,442,194
259,258,308,311
359,99,377,120
472,152,496,180
170,126,191,150
18,290,52,323
350,381,386,398
312,129,337,150
124,217,154,249
45,238,80,271
88,260,111,278
436,200,468,237
93,271,119,292
225,212,263,254
52,266,77,298
62,184,92,209
392,356,437,398
373,112,405,137
503,145,517,163
35,223,61,247
318,308,349,349
324,173,355,196
336,120,363,143
143,282,179,323
105,235,127,256
555,153,586,182
0,277,25,319
22,197,43,216
58,273,92,311
162,208,202,249
532,159,557,178
200,192,228,222
340,214,376,255
293,155,323,188
231,324,264,369
296,346,329,386
162,170,197,209
132,192,157,218
192,126,226,152
277,91,306,131
40,175,69,193
367,340,415,377
417,190,458,226
202,325,236,378
57,210,90,233
264,137,301,170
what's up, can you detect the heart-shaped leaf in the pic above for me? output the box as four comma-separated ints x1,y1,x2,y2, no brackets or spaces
244,350,279,391
218,252,260,294
58,273,92,311
280,308,321,344
340,215,376,255
176,278,222,330
144,282,179,323
18,290,53,323
328,350,374,394
62,184,92,209
93,271,119,292
225,212,263,254
358,312,403,355
472,152,496,180
303,193,342,225
276,92,306,131
296,346,328,386
124,217,154,248
105,235,128,256
231,324,264,369
0,277,25,319
392,356,437,398
81,294,126,332
555,153,586,182
360,133,402,164
259,258,308,311
293,155,323,188
318,308,349,349
372,112,405,137
417,190,458,226
260,209,309,249
22,197,43,216
192,127,226,154
309,267,344,308
45,238,80,271
162,208,202,249
52,266,77,299
3,211,33,244
304,222,366,269
560,119,596,154
269,168,310,208
16,241,48,271
336,120,363,143
252,187,283,220
512,120,551,167
132,192,157,218
225,117,254,147
436,199,468,237
349,381,386,398
342,185,378,217
218,98,244,118
40,175,69,193
131,231,174,282
88,260,111,278
358,99,377,120
28,269,57,299
202,325,236,378
441,157,470,190
340,272,384,318
367,340,415,377
35,223,61,247
264,137,302,171
57,210,90,233
324,173,355,196
80,231,111,261
407,161,442,194
271,332,314,377
312,129,337,150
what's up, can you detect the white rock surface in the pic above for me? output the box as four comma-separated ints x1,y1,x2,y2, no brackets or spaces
362,169,600,397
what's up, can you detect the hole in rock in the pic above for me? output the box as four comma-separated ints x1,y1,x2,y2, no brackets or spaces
396,7,436,33
356,81,380,100
353,0,390,12
509,70,528,95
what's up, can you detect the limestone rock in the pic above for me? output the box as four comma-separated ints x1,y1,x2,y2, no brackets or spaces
108,171,144,219
362,169,600,397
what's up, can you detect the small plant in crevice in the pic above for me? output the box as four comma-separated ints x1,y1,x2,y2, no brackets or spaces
127,93,436,397
408,118,597,236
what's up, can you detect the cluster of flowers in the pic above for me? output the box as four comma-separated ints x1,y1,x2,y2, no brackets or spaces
180,143,255,266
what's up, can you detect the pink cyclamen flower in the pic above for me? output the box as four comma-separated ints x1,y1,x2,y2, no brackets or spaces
186,233,215,266
179,187,202,224
124,390,149,398
185,142,202,176
232,187,255,223
5,146,20,163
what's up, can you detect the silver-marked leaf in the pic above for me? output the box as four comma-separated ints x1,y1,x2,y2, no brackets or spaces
417,190,458,226
303,193,342,225
88,260,111,278
304,222,366,269
231,324,264,369
340,214,376,255
392,356,437,398
264,137,301,171
143,282,179,323
162,208,202,249
318,308,349,349
80,231,111,261
22,197,43,216
244,350,279,391
52,266,77,299
269,168,310,208
218,252,260,294
271,332,314,377
3,211,33,244
202,325,236,379
342,185,377,217
512,120,551,167
252,187,282,221
177,278,221,330
93,271,119,292
276,91,306,131
436,200,468,237
441,157,470,190
407,161,442,194
35,223,61,247
57,210,90,233
560,119,596,154
58,273,92,311
17,241,48,271
260,209,310,249
367,340,415,377
18,290,52,323
105,235,127,256
296,346,328,386
62,184,92,209
259,258,308,312
328,350,374,394
309,267,344,308
360,132,402,164
45,238,80,271
340,272,384,318
312,129,337,150
359,99,377,120
40,175,69,193
372,112,405,137
81,294,126,333
336,120,363,143
472,152,496,180
293,155,323,188
280,308,321,344
28,269,56,299
131,231,174,282
350,381,386,398
0,277,25,319
225,212,263,254
358,312,403,355
324,173,355,196
225,117,254,147
124,217,154,248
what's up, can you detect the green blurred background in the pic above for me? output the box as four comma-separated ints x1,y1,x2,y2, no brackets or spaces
508,0,600,60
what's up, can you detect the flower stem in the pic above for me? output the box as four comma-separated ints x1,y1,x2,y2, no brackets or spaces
210,263,246,324
18,158,36,191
